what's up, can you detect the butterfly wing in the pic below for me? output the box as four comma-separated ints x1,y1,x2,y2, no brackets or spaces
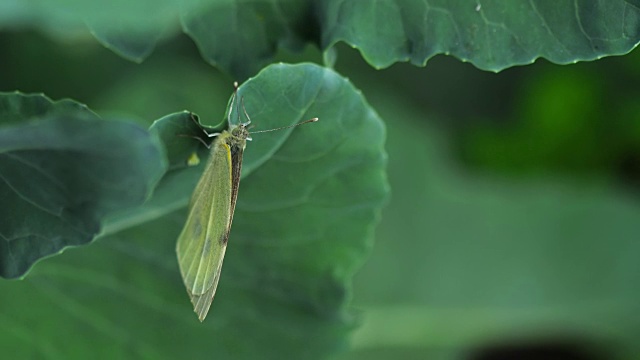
176,136,234,322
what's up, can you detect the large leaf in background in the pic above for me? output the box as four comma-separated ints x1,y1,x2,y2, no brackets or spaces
0,63,389,359
3,1,639,77
0,0,178,61
181,0,314,79
0,0,316,76
342,86,640,360
0,93,166,279
321,0,640,71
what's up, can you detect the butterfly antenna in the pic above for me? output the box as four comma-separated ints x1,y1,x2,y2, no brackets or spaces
227,81,238,125
250,117,319,134
240,96,252,126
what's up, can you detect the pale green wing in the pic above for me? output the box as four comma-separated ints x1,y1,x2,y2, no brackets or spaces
176,139,233,321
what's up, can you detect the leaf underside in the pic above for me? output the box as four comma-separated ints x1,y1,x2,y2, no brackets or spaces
0,92,166,278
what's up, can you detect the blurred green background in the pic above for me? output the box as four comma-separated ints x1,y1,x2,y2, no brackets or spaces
2,29,639,359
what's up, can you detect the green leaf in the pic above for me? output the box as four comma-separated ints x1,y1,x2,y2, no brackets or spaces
89,26,161,63
0,0,177,32
101,111,224,235
0,0,317,79
4,0,639,76
0,92,167,279
320,0,640,71
181,0,314,79
0,63,389,359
